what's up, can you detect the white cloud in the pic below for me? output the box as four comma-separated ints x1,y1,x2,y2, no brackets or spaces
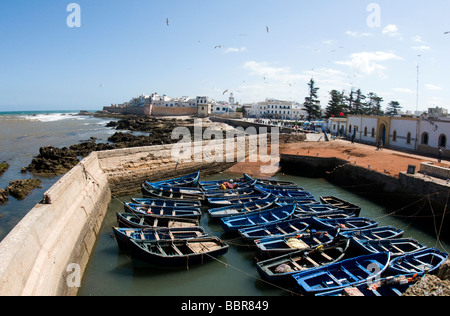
392,88,415,94
346,30,373,38
425,84,442,90
336,51,403,77
225,47,247,54
412,45,431,51
382,24,402,39
411,35,426,43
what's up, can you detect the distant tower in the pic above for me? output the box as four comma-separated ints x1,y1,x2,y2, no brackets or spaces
229,93,235,105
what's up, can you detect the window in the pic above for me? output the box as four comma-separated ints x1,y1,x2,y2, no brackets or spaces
349,125,352,133
371,128,375,138
393,130,397,142
406,132,411,144
364,127,367,136
422,133,429,145
439,134,447,148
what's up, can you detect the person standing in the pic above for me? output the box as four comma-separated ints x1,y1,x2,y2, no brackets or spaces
438,147,443,163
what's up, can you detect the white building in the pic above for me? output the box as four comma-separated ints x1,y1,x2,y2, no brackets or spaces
245,98,307,120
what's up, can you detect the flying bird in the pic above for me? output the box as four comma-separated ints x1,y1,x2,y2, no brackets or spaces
223,89,228,95
445,31,450,34
215,45,223,49
266,26,270,33
166,18,170,26
100,83,104,88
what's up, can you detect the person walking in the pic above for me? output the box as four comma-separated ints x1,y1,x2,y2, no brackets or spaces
438,147,443,163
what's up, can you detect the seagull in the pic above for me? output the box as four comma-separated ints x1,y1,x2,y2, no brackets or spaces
166,18,170,26
100,83,104,88
215,45,223,49
445,31,450,34
266,26,270,33
223,89,228,95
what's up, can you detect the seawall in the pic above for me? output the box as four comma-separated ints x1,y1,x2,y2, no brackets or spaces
0,135,257,296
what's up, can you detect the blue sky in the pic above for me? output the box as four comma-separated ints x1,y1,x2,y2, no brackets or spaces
0,0,449,112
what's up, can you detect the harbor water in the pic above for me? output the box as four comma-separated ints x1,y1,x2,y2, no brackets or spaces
78,172,450,296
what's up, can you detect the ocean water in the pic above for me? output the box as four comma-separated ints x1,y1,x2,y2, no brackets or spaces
0,110,118,240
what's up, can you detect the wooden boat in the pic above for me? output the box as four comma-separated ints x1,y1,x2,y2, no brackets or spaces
220,205,296,234
116,213,200,229
207,196,278,219
203,187,256,198
311,217,378,232
207,193,271,207
130,198,202,209
199,175,247,188
276,196,319,206
123,202,202,220
352,238,427,258
316,274,421,297
112,226,207,251
201,180,256,191
254,230,338,258
340,226,404,241
128,237,229,268
254,185,314,198
319,196,362,217
243,173,296,186
147,171,200,187
388,248,449,275
292,252,391,295
141,183,205,201
256,239,350,283
238,217,321,241
295,204,340,217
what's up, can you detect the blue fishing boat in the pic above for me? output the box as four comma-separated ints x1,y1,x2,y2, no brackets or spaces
319,196,362,217
207,193,271,207
316,274,421,296
220,205,296,234
340,226,404,241
207,196,278,219
254,230,338,258
311,217,378,231
203,187,256,198
116,213,200,229
243,173,296,186
256,239,350,283
129,237,229,268
276,196,319,206
238,217,321,241
130,198,202,209
388,248,449,275
254,185,314,198
141,183,205,201
295,204,340,217
292,252,391,295
146,171,200,187
112,226,207,251
201,180,256,191
352,238,427,258
199,175,247,188
123,202,202,220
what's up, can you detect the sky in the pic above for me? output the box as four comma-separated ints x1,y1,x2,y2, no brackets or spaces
0,0,449,112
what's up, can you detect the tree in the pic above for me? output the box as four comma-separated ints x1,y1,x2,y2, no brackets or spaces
303,78,322,121
386,101,402,116
352,89,366,115
346,89,355,114
366,92,384,116
326,90,346,118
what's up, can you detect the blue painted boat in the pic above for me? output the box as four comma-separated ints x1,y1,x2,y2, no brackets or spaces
243,173,296,186
256,239,350,283
276,196,319,206
201,180,256,191
116,213,200,229
141,183,205,201
388,248,449,275
295,204,341,217
199,175,247,187
254,229,338,258
112,226,207,251
316,274,421,296
311,217,378,231
220,205,296,234
130,198,202,209
147,171,200,187
207,193,271,207
207,196,278,219
254,185,314,198
129,237,229,268
352,238,427,258
238,217,322,241
340,226,404,241
319,196,362,217
123,202,202,220
203,187,256,198
292,252,391,295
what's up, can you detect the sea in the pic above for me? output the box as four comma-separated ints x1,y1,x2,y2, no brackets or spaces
0,110,449,296
0,110,119,240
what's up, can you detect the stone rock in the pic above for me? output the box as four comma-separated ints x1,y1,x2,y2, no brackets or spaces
403,274,450,296
0,188,8,204
24,146,79,176
0,163,9,176
5,178,42,200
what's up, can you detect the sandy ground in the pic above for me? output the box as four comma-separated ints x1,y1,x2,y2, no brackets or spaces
228,137,450,179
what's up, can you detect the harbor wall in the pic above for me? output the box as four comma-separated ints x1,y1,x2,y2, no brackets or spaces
0,135,259,296
0,153,111,296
